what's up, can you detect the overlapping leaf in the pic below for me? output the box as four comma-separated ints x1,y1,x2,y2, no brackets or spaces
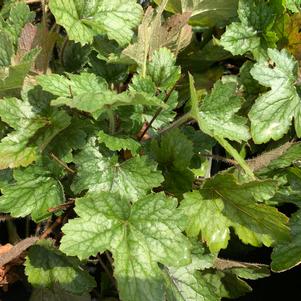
49,0,143,46
0,164,65,222
71,139,163,201
249,48,301,143
60,191,191,301
25,240,96,293
180,174,290,252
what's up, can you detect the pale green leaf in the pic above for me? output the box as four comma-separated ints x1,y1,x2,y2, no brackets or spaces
0,164,65,222
25,240,96,293
71,139,164,201
163,241,218,301
191,79,250,142
60,191,191,301
286,0,301,12
148,48,181,90
49,0,143,46
249,48,301,143
181,174,289,252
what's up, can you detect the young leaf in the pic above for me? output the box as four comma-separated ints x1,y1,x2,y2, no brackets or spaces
49,0,143,46
71,139,163,201
25,240,96,294
249,48,301,143
271,210,301,272
190,78,250,142
98,130,140,153
220,0,281,59
180,174,289,252
0,164,65,222
60,191,191,301
148,48,181,90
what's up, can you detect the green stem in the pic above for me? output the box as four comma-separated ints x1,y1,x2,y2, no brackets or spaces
7,220,20,243
159,113,192,135
107,109,116,134
215,136,256,180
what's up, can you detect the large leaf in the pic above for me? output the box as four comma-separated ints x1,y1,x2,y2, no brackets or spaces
60,191,191,301
0,164,65,222
180,174,290,252
249,48,301,143
271,210,301,272
25,240,96,294
49,0,143,46
71,139,164,201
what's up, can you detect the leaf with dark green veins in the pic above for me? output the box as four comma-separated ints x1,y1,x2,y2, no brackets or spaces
220,0,281,59
0,164,65,222
148,48,181,90
25,240,96,293
163,241,218,301
49,0,143,46
71,139,163,201
249,49,301,143
191,79,250,142
60,191,191,301
271,210,301,271
98,130,140,153
180,174,289,252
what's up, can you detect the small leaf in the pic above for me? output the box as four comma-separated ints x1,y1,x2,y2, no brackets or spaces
98,130,140,153
25,240,96,294
0,164,65,222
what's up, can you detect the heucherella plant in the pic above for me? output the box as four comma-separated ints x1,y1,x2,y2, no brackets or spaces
0,0,301,300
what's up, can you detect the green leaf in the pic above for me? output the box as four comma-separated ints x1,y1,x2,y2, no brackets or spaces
38,72,165,119
249,48,301,143
0,31,13,67
271,209,301,271
71,139,164,201
163,241,218,301
180,174,289,252
49,0,143,46
37,72,108,97
148,48,181,90
220,22,260,56
0,164,65,222
60,191,191,301
191,79,250,142
98,130,140,153
30,286,91,301
4,2,35,42
25,240,96,294
150,128,194,194
0,48,40,97
286,0,301,12
220,0,281,59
